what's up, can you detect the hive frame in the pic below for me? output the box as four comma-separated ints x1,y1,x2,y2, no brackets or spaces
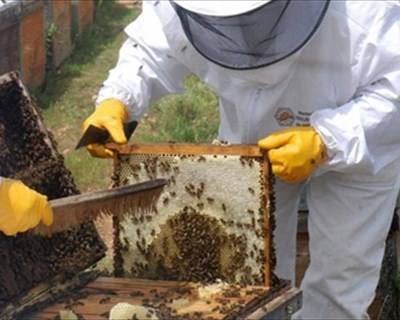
109,143,275,288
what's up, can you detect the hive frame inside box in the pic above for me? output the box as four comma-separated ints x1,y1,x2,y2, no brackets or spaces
109,143,275,288
0,71,105,319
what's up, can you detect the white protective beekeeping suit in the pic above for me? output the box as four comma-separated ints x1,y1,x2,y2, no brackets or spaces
97,1,400,318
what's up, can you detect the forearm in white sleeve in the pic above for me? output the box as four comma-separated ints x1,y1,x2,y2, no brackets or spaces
96,10,190,120
311,80,400,175
311,4,400,175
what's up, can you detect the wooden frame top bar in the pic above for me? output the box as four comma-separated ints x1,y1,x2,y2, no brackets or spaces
107,143,264,157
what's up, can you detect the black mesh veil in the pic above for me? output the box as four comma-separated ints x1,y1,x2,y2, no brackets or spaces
171,0,330,70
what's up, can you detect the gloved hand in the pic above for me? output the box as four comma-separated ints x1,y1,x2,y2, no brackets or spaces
0,179,53,236
83,98,129,158
258,127,327,183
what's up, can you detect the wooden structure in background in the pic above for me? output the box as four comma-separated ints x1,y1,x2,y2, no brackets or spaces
0,0,95,88
0,3,20,77
44,0,73,69
19,0,46,87
71,0,95,37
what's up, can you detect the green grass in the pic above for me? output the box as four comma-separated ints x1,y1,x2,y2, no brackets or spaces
34,1,219,192
135,75,219,143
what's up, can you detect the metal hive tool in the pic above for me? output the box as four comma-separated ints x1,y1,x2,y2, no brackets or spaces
108,143,276,288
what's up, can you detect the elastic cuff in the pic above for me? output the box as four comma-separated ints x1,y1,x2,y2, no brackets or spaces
96,89,134,112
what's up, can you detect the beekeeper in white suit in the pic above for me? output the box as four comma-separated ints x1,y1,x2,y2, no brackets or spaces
83,1,400,318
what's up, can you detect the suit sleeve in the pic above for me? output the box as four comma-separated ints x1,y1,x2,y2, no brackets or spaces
96,1,190,120
311,7,400,175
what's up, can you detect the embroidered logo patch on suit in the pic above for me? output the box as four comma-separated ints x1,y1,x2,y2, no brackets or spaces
274,108,295,126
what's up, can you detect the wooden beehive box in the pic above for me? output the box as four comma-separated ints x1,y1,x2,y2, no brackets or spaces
44,0,73,69
108,143,277,288
27,144,302,320
71,0,94,37
19,0,46,88
0,3,20,76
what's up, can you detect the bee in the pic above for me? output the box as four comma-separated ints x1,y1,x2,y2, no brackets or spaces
206,197,214,204
185,186,192,195
248,187,255,195
151,229,156,236
222,203,226,212
197,202,204,210
136,229,141,237
99,297,111,304
248,159,254,167
170,191,176,198
163,197,169,206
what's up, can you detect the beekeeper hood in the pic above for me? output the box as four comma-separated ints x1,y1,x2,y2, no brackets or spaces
171,0,330,70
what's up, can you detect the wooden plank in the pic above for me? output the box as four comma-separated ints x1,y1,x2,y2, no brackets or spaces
107,143,264,157
245,287,302,320
88,277,186,288
262,154,271,288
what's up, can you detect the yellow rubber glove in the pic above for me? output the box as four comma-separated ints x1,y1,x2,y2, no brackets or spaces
83,99,129,158
0,179,53,236
258,127,327,183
